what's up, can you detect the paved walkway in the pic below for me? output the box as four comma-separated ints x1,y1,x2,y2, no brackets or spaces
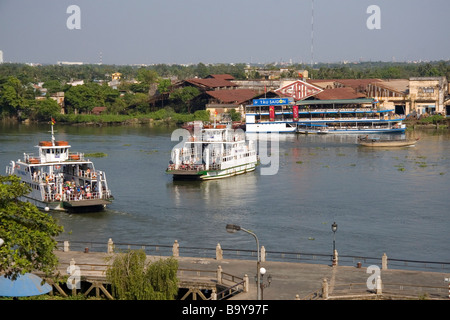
54,251,450,300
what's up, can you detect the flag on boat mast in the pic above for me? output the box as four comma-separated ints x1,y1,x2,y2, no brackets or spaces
51,117,56,125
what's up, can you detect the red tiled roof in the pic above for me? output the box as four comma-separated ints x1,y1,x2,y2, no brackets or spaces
206,74,235,80
206,89,257,104
308,78,383,90
92,106,107,114
185,78,237,89
314,87,366,100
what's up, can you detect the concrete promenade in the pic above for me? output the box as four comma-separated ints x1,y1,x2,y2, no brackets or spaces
54,250,450,300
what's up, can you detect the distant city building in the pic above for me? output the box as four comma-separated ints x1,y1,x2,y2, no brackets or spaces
0,50,3,63
111,72,122,80
67,80,84,86
57,61,83,65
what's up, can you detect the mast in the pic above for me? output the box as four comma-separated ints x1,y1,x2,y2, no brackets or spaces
50,118,56,146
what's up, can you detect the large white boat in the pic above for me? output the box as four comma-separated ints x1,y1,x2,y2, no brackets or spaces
245,98,406,134
5,123,113,212
166,124,258,180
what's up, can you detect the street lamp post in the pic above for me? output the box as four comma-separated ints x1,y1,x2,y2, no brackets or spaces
258,267,272,300
331,222,338,266
226,224,261,300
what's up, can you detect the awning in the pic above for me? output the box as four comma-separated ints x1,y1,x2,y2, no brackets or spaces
0,273,52,297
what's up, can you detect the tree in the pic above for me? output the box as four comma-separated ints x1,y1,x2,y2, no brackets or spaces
106,249,178,300
169,86,200,113
64,82,119,114
0,76,30,117
0,175,64,280
43,80,64,95
137,68,159,95
157,78,172,108
32,98,61,121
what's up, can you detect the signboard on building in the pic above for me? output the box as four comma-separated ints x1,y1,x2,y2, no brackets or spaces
253,98,293,106
275,80,323,101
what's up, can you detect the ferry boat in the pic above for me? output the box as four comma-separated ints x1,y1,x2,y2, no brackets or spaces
245,98,406,134
5,123,113,212
166,124,258,180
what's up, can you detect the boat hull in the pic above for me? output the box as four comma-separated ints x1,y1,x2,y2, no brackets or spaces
20,195,111,212
358,137,419,147
245,122,297,133
317,127,406,134
167,162,257,181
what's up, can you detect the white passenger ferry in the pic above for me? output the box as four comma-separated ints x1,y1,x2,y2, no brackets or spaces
5,123,113,212
166,124,258,180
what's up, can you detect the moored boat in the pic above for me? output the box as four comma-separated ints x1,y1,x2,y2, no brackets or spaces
5,121,113,212
166,124,258,180
246,98,406,134
358,135,419,147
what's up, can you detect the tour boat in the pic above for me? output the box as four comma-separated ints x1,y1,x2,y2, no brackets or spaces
245,98,406,134
166,124,258,180
5,122,113,212
358,135,419,147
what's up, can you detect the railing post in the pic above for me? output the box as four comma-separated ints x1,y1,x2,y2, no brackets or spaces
261,246,266,262
382,253,388,270
376,275,383,295
217,265,223,284
107,238,114,254
64,240,70,252
332,249,338,266
216,243,223,260
211,288,217,300
243,274,249,293
172,240,179,257
322,278,329,299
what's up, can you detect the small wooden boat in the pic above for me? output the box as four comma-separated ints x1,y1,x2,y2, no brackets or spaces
358,136,419,147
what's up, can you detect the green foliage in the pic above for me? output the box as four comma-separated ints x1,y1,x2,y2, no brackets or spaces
64,82,119,113
418,114,445,124
106,249,178,300
229,109,241,121
0,175,64,280
32,98,61,121
0,76,33,117
169,86,201,113
84,152,108,158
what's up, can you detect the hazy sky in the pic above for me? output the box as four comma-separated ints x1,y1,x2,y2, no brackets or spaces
0,0,448,65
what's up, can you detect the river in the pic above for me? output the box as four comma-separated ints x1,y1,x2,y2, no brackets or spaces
1,123,449,264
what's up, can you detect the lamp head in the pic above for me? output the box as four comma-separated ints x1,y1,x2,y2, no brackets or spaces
331,222,337,233
226,224,241,234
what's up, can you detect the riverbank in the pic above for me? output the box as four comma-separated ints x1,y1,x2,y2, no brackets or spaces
4,112,449,129
2,109,211,127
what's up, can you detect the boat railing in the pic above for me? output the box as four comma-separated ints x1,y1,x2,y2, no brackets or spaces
78,169,98,180
5,165,13,175
44,190,105,202
168,163,206,171
68,152,84,161
23,153,41,164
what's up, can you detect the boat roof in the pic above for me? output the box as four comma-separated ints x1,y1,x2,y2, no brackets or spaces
296,98,375,106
